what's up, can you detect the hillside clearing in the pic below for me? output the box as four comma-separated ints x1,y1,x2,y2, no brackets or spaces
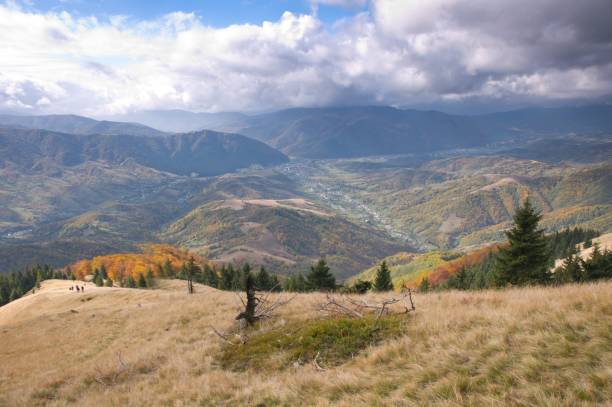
0,280,611,406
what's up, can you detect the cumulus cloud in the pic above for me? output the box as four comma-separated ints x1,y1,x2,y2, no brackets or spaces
0,0,611,115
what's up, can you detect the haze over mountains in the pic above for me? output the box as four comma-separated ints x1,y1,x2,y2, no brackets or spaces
106,105,612,158
0,114,166,137
0,104,611,275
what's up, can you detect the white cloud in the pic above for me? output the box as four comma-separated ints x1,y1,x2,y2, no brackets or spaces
0,0,610,115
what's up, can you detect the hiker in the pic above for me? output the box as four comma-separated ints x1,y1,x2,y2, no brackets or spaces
76,286,80,292
81,286,85,292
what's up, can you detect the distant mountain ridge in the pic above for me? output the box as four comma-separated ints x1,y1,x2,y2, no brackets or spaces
0,127,288,176
0,114,167,137
108,105,612,159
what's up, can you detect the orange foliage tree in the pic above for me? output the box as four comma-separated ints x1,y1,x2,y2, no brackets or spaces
69,244,208,282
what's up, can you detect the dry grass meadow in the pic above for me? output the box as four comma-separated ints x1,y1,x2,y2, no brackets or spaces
0,279,611,406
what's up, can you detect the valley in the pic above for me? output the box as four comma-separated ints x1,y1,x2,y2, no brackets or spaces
0,109,610,281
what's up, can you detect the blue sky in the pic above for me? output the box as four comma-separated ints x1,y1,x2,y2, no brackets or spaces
26,0,365,26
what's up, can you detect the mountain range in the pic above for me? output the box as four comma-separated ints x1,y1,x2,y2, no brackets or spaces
0,127,288,176
106,105,612,158
0,104,610,276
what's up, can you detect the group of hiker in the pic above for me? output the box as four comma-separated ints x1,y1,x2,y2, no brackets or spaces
69,285,86,292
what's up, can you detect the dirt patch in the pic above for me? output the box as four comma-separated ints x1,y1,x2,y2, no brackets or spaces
217,199,332,217
438,213,465,233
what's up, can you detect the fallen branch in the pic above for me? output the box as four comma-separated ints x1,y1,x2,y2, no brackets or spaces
318,291,416,320
210,325,247,345
94,351,130,387
313,351,326,371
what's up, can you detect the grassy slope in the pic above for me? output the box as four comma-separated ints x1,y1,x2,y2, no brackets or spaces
1,280,610,406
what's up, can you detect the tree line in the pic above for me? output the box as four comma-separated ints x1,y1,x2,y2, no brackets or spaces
172,257,395,294
421,200,611,291
0,264,73,306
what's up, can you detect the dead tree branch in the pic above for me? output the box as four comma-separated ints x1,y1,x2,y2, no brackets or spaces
318,291,416,320
93,351,130,387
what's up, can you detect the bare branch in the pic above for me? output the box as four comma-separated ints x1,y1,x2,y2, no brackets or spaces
313,351,326,371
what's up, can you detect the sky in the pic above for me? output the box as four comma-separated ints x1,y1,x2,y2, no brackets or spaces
1,0,611,116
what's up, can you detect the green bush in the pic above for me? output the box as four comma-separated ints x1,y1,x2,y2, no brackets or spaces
219,315,405,371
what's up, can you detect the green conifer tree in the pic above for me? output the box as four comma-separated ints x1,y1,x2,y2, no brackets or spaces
374,261,393,291
145,268,155,288
495,199,550,286
255,266,272,291
138,273,147,288
94,273,104,287
306,259,336,291
419,277,430,292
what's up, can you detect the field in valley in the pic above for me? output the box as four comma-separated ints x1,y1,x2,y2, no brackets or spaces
0,279,610,406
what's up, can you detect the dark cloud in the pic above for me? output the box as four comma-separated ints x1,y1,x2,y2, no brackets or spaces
0,1,611,115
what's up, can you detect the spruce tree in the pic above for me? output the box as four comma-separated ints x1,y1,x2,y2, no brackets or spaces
156,263,165,278
495,199,550,286
35,270,42,289
138,273,147,288
127,275,137,288
99,264,108,279
94,273,104,287
270,275,281,292
419,277,430,292
352,279,372,294
556,253,582,283
145,268,155,288
255,266,272,291
219,265,233,290
162,259,175,278
306,259,336,291
374,261,393,291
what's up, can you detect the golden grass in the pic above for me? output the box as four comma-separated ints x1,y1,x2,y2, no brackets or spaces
0,279,611,406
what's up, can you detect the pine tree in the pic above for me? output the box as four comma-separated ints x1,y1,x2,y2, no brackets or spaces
583,244,612,281
99,264,108,279
203,265,217,287
495,199,550,286
306,259,336,291
145,268,155,288
374,261,393,291
419,277,430,292
138,273,147,288
255,266,272,291
352,279,372,294
94,273,104,287
184,257,200,294
35,270,42,289
162,259,175,278
156,263,165,278
127,275,137,288
556,252,582,283
270,275,281,292
219,265,233,290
